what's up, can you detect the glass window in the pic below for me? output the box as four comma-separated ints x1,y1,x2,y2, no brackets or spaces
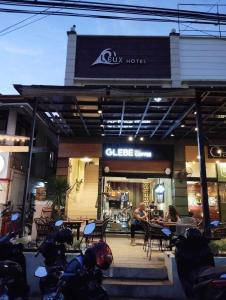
187,181,219,220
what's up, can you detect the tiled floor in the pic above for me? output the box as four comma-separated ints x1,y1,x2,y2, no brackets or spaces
106,235,165,268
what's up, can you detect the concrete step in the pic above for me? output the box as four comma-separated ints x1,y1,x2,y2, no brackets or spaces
103,277,175,299
105,266,168,280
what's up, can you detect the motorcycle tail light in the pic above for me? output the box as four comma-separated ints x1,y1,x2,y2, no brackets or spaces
211,280,226,288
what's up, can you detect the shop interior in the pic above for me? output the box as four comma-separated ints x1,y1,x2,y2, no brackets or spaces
102,177,172,232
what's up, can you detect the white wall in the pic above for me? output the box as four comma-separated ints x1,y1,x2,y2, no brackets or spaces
67,158,99,219
180,37,226,81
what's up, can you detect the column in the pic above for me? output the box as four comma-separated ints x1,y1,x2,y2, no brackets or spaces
64,26,77,85
172,144,188,215
196,99,210,234
6,110,17,141
170,32,181,88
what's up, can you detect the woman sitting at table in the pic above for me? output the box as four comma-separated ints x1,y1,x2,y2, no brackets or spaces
165,205,181,223
130,202,148,246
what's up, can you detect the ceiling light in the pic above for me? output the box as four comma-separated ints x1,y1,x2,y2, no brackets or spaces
128,136,134,141
195,127,198,131
181,124,185,128
98,109,102,114
194,111,197,115
140,137,144,141
100,124,104,128
80,157,93,163
153,97,162,102
197,156,200,160
171,134,175,137
101,133,105,137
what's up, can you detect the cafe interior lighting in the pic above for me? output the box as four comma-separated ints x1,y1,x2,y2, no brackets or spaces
80,157,93,163
128,136,134,142
140,137,144,141
181,124,185,128
195,127,198,131
194,111,197,115
171,134,175,137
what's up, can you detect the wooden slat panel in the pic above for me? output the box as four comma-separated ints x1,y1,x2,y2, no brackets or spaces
103,160,171,173
58,143,102,158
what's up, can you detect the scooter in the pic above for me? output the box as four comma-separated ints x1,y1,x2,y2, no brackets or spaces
0,212,29,299
35,222,112,300
35,220,73,299
175,228,226,300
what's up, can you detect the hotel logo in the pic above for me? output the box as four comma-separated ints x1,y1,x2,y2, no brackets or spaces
91,48,147,66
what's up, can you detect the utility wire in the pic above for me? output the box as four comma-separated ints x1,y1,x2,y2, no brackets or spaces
0,0,66,36
0,1,226,37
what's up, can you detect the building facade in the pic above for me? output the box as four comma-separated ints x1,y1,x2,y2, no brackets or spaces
54,29,226,230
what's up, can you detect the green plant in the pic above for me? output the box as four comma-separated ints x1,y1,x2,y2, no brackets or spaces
48,177,71,220
209,238,226,256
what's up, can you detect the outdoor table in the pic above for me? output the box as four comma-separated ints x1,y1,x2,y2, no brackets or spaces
63,220,84,240
163,222,197,236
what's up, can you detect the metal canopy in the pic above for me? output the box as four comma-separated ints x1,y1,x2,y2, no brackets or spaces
1,84,226,140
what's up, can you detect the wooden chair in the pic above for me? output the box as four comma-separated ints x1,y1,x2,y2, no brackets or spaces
41,206,52,218
34,217,54,245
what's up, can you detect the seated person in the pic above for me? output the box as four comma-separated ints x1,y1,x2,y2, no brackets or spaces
165,205,181,223
130,202,148,246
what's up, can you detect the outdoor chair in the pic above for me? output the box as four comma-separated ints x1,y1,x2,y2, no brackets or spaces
34,217,54,245
87,217,110,242
41,206,52,218
141,221,173,260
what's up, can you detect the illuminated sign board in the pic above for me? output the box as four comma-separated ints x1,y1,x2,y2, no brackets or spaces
75,36,171,79
208,145,226,158
103,144,174,161
105,147,152,159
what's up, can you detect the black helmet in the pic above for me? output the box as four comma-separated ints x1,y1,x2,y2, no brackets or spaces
185,228,202,239
55,228,73,245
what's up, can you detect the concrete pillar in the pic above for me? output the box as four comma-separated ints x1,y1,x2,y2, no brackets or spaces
6,110,17,136
64,26,77,86
172,144,188,216
170,32,181,88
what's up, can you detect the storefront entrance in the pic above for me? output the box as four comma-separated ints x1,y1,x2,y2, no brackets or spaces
102,176,172,233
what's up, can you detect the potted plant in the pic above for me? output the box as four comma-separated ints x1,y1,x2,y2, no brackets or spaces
209,238,226,256
48,177,71,220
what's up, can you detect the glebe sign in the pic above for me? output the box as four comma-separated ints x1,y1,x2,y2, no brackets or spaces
105,147,152,159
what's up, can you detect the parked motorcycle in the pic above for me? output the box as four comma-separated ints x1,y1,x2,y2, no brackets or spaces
175,228,226,300
35,222,113,300
35,220,73,299
0,212,29,299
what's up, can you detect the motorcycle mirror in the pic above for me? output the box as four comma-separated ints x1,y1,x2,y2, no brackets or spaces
210,220,220,227
84,222,96,235
161,228,172,237
55,220,64,227
35,266,48,278
11,212,20,221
